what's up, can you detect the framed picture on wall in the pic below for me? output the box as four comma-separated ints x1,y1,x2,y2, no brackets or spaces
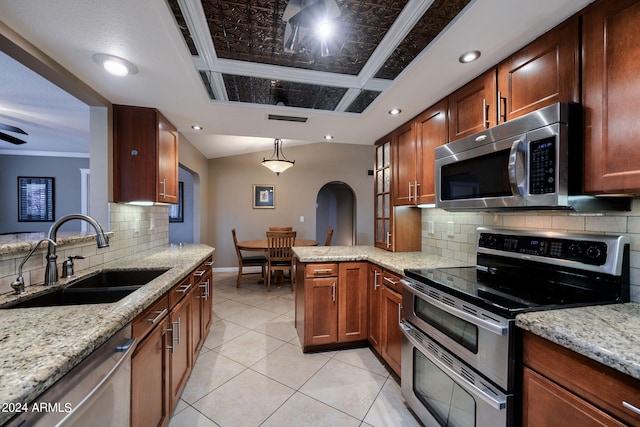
169,182,184,222
18,177,55,222
253,184,274,209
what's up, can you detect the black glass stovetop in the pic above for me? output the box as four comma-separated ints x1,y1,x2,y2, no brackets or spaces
404,264,624,318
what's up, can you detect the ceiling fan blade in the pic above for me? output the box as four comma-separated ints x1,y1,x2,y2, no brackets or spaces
0,123,28,135
0,131,27,145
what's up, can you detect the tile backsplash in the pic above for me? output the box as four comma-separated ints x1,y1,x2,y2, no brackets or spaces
0,203,169,293
421,199,640,302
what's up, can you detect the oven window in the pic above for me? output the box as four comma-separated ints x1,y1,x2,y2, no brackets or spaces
414,348,475,427
441,150,511,200
415,297,478,353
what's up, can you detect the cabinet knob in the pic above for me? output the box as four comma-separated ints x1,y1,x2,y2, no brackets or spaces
131,149,139,156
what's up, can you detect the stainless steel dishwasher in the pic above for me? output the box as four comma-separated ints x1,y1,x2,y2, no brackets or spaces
6,325,136,427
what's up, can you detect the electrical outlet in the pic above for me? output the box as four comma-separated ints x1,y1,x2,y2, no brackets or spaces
299,216,305,222
428,220,435,234
447,221,454,237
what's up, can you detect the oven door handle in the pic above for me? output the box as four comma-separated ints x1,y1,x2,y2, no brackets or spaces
401,321,507,411
401,279,508,336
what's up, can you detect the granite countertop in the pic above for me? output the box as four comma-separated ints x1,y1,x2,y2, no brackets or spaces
516,303,640,381
0,244,214,425
292,245,467,274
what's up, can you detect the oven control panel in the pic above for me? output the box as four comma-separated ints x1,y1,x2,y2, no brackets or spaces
478,232,607,265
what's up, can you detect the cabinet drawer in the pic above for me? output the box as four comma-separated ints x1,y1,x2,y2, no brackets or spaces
305,263,338,278
169,277,193,308
132,293,169,341
382,270,403,293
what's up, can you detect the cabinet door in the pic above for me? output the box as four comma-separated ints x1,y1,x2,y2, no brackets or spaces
304,277,338,346
169,295,193,410
392,121,417,206
367,264,383,353
522,368,626,427
415,99,448,204
374,136,393,250
131,318,170,427
381,285,402,376
157,113,179,203
448,69,497,141
582,0,640,193
338,263,368,343
497,18,579,123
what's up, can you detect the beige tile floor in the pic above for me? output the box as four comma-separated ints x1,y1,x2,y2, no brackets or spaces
168,271,422,427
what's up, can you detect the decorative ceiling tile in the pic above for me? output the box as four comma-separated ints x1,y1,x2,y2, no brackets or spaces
169,0,470,113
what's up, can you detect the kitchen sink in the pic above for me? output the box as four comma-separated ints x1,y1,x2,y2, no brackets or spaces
3,268,169,309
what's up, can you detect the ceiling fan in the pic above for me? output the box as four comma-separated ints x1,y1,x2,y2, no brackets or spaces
0,122,28,145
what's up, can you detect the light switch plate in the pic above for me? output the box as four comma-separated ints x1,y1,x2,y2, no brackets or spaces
447,221,454,237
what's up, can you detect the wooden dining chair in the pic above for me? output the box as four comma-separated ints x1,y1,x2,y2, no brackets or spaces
232,228,267,288
266,231,296,291
268,226,293,231
324,228,334,246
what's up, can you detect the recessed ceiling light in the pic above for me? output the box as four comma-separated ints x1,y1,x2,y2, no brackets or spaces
459,50,481,64
316,20,334,39
388,108,402,116
324,134,334,140
92,53,138,76
191,125,203,131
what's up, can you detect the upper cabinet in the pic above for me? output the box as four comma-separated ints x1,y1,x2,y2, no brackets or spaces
582,0,640,194
393,99,448,206
113,105,179,204
497,17,579,123
448,69,497,141
448,18,579,141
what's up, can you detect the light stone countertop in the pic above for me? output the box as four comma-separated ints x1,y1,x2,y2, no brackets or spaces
0,244,214,426
516,303,640,380
292,245,467,274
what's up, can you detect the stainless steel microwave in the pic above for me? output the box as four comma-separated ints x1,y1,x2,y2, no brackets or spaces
435,103,630,211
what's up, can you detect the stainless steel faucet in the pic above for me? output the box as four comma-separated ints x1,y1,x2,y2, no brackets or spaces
10,238,57,294
44,214,110,286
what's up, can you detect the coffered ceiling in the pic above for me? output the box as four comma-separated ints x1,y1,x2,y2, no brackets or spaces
0,0,595,158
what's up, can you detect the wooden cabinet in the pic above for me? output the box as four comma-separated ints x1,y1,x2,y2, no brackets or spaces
496,17,579,123
338,262,368,343
168,292,193,410
448,18,579,141
131,295,170,427
131,258,213,427
296,261,368,352
113,105,179,204
191,257,213,358
582,0,640,194
393,99,448,206
367,264,383,353
374,135,421,252
522,331,640,426
448,69,497,141
380,270,403,376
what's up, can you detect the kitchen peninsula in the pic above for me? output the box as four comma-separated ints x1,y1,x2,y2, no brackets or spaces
0,242,214,426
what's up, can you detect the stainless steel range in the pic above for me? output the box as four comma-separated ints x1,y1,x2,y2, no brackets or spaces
400,227,630,427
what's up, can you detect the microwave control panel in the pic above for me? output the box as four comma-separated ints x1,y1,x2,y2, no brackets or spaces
529,137,556,194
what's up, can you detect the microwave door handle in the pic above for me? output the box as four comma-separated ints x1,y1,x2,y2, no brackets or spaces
508,139,525,196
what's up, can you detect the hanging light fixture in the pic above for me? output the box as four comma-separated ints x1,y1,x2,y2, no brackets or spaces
262,138,295,175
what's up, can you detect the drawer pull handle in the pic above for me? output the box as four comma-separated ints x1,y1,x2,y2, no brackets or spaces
176,283,192,293
193,270,206,277
144,308,167,324
313,269,334,275
384,277,399,285
623,401,640,415
205,261,214,266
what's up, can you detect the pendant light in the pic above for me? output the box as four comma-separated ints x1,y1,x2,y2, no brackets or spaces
262,138,295,175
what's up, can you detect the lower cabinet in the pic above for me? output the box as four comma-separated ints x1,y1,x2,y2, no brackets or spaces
380,270,403,376
131,256,214,427
522,331,640,426
296,261,368,352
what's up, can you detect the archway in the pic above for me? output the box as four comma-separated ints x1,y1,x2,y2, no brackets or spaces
316,182,356,246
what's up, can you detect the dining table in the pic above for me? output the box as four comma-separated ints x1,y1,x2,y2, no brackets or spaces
236,239,319,251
